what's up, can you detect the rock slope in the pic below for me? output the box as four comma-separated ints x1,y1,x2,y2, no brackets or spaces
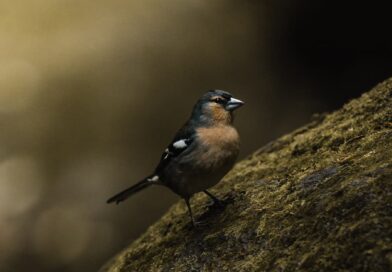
102,78,392,272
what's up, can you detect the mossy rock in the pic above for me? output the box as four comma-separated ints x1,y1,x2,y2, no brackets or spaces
101,78,392,272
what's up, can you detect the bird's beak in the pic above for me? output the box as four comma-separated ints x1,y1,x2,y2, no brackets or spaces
226,97,245,111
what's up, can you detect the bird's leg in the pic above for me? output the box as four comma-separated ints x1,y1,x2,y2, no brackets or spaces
185,198,196,227
204,190,224,207
185,198,205,228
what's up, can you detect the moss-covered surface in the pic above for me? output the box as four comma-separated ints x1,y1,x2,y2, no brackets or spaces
101,78,392,272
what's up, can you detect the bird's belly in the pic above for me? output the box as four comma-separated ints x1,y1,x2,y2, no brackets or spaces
180,162,234,196
165,144,239,197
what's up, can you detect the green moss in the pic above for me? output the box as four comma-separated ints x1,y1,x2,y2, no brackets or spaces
101,78,392,272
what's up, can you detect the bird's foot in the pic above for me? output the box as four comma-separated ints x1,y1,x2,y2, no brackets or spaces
207,198,226,209
191,219,208,229
203,190,226,209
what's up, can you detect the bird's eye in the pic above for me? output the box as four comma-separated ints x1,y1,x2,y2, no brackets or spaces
213,97,224,104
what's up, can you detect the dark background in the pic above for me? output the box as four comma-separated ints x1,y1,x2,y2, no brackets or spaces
0,1,391,271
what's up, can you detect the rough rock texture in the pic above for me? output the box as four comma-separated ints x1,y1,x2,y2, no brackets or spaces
101,78,392,272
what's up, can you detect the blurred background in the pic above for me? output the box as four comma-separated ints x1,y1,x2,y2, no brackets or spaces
0,0,391,271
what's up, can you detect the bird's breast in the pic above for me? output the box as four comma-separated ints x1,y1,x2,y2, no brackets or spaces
194,125,240,168
196,125,240,150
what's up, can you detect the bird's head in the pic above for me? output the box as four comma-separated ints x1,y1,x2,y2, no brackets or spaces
191,90,244,125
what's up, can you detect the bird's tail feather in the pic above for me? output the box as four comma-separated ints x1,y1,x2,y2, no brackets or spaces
106,176,155,204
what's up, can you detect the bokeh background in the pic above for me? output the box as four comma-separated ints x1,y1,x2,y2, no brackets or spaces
0,1,391,271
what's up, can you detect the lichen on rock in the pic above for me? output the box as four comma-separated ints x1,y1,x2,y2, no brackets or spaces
101,78,392,272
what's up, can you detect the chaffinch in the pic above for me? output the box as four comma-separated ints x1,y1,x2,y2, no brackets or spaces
107,90,244,227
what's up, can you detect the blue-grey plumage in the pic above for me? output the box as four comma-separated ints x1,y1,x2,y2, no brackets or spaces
107,90,244,227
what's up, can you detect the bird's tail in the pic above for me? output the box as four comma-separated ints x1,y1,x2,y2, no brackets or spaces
106,175,157,204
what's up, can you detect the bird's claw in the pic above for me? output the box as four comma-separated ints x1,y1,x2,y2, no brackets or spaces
191,220,208,228
207,199,225,209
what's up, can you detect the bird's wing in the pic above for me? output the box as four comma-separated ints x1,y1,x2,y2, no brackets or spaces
154,121,195,174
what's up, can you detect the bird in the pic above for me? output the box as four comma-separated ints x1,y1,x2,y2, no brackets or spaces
106,90,244,227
